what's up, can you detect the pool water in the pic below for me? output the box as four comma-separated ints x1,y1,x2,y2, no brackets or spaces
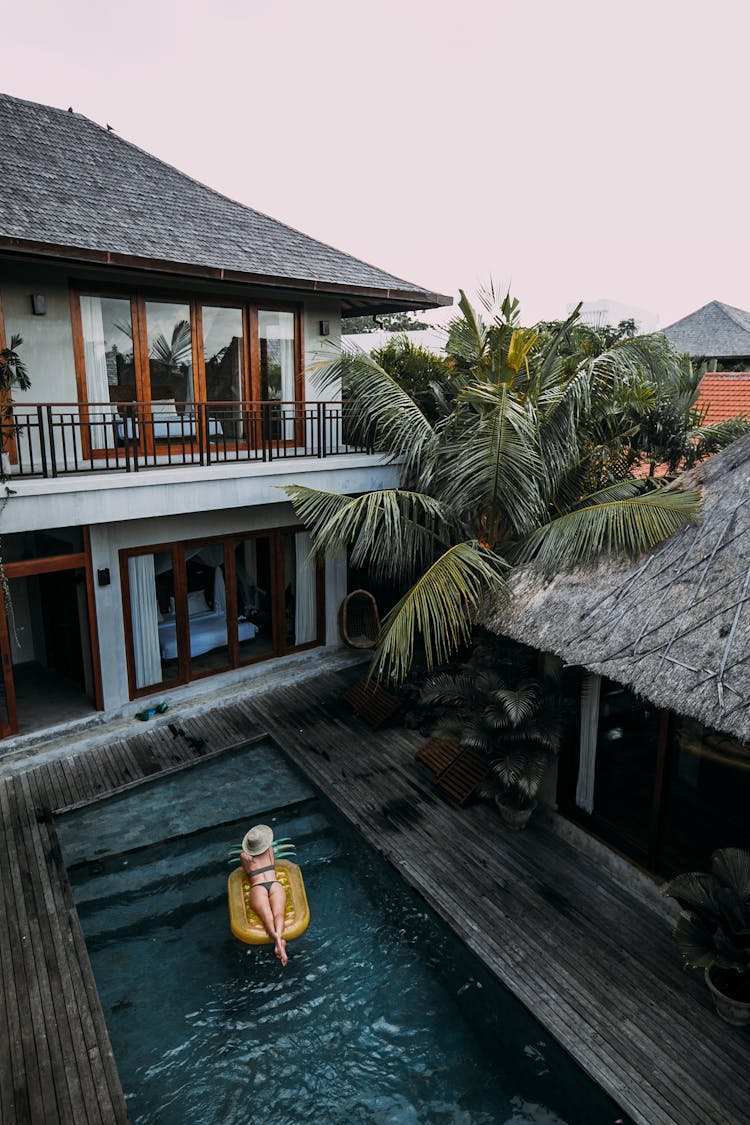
59,741,628,1125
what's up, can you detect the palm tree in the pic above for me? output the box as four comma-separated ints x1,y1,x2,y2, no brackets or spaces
286,289,701,682
422,646,564,822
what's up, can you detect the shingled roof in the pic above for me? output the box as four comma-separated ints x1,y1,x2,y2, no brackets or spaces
487,434,750,741
0,92,450,313
661,300,750,359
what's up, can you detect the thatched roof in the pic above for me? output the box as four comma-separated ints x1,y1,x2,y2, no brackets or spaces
488,434,750,742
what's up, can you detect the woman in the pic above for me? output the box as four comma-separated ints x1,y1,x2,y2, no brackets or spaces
240,824,288,966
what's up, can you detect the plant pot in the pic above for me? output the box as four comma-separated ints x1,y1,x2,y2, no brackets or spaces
497,799,537,831
704,967,750,1026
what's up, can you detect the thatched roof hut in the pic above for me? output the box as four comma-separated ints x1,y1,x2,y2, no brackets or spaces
488,434,750,743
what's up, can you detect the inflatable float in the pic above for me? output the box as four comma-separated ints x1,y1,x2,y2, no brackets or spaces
227,859,310,945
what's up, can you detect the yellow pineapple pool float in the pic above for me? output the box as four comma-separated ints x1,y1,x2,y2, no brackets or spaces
227,840,310,945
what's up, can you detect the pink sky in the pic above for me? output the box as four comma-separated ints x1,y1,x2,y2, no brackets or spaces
3,0,748,328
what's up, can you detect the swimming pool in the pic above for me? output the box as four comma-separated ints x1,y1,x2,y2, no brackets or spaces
57,740,629,1125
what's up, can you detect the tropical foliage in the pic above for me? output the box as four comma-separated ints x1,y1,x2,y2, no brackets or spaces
0,334,30,394
664,847,750,1000
370,333,454,420
287,288,705,681
421,636,564,812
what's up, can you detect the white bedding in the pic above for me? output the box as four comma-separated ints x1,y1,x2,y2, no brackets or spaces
158,610,258,660
117,417,224,441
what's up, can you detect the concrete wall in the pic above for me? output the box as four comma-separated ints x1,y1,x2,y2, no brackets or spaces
1,263,78,403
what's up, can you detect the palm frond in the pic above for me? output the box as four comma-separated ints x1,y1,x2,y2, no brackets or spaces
307,344,437,477
150,320,192,367
284,485,452,584
512,485,701,571
373,541,507,682
446,289,488,365
438,385,544,539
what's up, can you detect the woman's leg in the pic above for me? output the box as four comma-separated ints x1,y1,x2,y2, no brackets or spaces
269,883,288,965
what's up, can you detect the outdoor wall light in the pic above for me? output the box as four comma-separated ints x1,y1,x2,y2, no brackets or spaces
319,320,330,336
97,568,111,587
30,294,46,316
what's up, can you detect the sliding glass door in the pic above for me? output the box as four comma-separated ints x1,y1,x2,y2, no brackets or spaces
121,529,322,699
74,292,302,456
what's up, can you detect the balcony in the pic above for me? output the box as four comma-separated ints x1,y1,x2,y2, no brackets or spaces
1,400,371,478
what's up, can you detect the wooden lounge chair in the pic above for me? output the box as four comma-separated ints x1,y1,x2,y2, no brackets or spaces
435,747,489,806
415,737,462,774
339,590,380,649
342,676,401,728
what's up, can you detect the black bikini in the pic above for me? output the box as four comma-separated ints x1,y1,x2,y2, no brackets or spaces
247,862,280,895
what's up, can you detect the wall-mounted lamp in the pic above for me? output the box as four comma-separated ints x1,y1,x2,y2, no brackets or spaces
319,320,330,337
30,294,46,316
97,568,111,587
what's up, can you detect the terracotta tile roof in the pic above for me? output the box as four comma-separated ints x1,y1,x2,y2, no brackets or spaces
697,373,750,423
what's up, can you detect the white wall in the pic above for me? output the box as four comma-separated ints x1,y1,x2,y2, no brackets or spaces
2,265,79,403
303,298,342,402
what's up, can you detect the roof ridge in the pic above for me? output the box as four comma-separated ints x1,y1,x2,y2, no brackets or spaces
0,90,432,297
715,301,750,332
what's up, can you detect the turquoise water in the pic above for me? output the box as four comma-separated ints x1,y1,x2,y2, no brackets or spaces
59,741,628,1125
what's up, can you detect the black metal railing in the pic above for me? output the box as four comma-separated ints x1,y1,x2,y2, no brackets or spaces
0,400,372,478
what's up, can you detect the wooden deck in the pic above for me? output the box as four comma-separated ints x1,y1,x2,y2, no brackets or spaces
2,662,749,1124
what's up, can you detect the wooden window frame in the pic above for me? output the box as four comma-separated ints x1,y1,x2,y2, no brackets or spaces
119,524,323,700
70,284,305,459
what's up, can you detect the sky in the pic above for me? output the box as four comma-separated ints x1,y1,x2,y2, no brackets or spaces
2,0,748,328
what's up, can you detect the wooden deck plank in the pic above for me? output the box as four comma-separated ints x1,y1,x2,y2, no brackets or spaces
13,772,99,1125
0,780,58,1125
1,664,749,1124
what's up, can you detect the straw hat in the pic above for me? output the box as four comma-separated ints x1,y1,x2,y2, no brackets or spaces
242,824,274,856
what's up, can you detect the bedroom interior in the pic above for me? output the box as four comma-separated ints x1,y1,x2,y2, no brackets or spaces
121,528,320,698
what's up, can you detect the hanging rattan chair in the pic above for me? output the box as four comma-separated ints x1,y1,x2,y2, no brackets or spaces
339,589,381,649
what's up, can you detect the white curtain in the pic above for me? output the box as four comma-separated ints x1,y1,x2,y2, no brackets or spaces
294,531,317,644
128,555,162,688
213,566,226,614
576,672,601,813
80,295,113,449
260,311,296,441
280,336,295,440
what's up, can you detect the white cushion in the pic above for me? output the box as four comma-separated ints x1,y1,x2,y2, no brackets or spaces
187,590,210,616
151,398,179,419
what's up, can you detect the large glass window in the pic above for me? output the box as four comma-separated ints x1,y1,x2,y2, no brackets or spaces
122,529,320,698
183,542,231,677
659,717,750,876
78,295,300,436
259,310,296,441
202,306,246,440
145,301,194,405
80,295,136,449
236,536,274,664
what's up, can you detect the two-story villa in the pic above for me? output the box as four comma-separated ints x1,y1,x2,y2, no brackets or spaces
0,92,449,743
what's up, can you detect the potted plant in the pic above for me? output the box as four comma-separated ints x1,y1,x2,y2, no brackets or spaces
664,847,750,1026
421,638,563,829
0,334,30,479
